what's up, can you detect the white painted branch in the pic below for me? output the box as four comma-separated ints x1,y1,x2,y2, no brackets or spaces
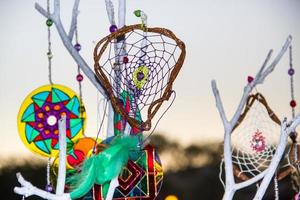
234,170,267,190
105,0,116,25
118,0,126,28
211,36,293,200
68,0,80,41
211,81,229,127
104,0,117,140
56,116,67,195
35,2,107,98
256,35,292,84
104,0,128,139
105,176,119,200
254,114,300,200
14,173,71,200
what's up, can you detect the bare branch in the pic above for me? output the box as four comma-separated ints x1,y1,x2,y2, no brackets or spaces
68,0,80,41
56,116,67,195
35,3,52,19
256,35,292,84
211,80,229,127
253,119,289,200
35,1,107,97
118,0,126,28
212,36,293,200
253,49,273,84
14,173,70,200
105,0,116,25
234,170,267,190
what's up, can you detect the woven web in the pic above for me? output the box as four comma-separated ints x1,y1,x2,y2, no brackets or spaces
97,29,181,112
231,98,281,178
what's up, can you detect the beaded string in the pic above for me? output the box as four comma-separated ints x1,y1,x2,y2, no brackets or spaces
46,0,53,85
289,45,300,199
45,0,54,193
73,10,85,135
274,173,279,200
288,45,297,141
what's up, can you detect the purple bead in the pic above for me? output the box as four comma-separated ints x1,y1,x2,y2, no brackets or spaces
45,184,53,192
137,72,145,81
76,74,83,82
288,68,295,76
109,25,118,33
74,43,81,51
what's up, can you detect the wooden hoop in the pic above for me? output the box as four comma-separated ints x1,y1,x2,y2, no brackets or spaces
94,24,186,131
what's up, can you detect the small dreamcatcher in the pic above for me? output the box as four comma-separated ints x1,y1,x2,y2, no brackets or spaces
230,93,293,183
94,23,186,131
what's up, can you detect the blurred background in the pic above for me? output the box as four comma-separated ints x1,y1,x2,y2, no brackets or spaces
1,0,300,199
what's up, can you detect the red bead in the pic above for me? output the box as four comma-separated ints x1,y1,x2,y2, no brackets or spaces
247,76,254,83
76,74,83,82
123,56,129,64
290,100,297,108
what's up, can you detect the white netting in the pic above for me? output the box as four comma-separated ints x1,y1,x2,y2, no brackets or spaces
231,94,281,178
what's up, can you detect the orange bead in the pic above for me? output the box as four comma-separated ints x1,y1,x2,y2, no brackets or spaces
54,130,59,135
38,113,44,118
54,105,61,110
45,106,50,111
37,123,43,128
45,130,50,135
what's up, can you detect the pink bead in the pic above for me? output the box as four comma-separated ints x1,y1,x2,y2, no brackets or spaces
76,74,83,82
247,76,254,83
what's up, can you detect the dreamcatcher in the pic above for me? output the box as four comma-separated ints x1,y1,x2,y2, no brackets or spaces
230,93,293,183
94,23,186,131
86,9,185,199
223,92,295,199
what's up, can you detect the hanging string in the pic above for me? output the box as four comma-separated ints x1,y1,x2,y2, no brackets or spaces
93,99,108,153
142,90,176,145
289,44,296,119
274,173,279,200
73,8,85,135
45,0,54,194
46,0,53,85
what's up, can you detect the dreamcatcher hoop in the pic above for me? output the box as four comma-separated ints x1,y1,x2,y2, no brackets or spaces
94,24,186,131
232,93,294,181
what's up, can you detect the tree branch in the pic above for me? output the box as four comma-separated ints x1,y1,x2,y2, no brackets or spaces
14,173,71,200
211,36,293,200
35,2,107,98
56,116,67,195
68,0,80,41
211,80,229,128
256,35,292,84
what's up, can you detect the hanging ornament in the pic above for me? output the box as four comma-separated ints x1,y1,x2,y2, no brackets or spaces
92,144,163,200
17,84,86,157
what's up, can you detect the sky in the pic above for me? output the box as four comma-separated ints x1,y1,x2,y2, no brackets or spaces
0,0,299,157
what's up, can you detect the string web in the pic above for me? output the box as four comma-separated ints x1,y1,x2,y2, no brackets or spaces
231,98,281,178
97,29,181,112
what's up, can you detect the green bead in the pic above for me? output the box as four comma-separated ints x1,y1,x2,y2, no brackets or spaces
46,19,53,27
134,10,141,17
47,52,53,59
